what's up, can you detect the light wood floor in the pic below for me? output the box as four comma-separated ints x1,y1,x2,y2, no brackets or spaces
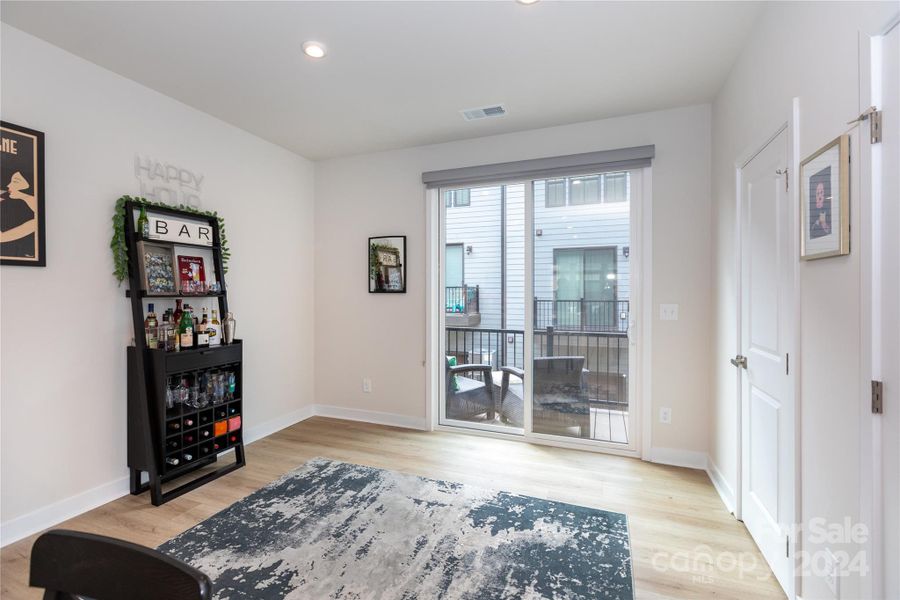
1,417,785,599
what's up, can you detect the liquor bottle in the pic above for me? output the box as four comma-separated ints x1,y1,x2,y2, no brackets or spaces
165,457,179,467
163,312,177,352
178,308,194,349
173,299,184,331
144,303,158,349
195,307,210,348
137,205,149,237
208,309,221,346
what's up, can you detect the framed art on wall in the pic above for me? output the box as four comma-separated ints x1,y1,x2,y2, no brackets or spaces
1,121,46,266
369,236,406,293
800,134,850,260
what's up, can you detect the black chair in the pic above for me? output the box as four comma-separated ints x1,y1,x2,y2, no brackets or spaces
30,529,212,600
446,357,495,421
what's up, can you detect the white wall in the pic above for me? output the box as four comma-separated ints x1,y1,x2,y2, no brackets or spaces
315,103,712,458
0,25,315,542
709,3,897,598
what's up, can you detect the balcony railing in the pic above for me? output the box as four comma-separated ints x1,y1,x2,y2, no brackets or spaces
534,298,629,333
446,285,480,314
445,326,628,411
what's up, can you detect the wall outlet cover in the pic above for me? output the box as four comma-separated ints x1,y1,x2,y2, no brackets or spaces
659,304,679,321
659,407,672,424
362,378,372,393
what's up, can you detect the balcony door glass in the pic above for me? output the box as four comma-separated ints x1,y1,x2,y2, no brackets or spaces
441,183,524,433
532,172,632,444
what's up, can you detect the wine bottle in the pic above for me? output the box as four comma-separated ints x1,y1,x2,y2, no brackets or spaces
184,418,194,427
168,421,181,431
184,434,195,443
229,435,238,443
183,453,194,461
167,440,178,450
178,308,194,349
137,205,149,237
165,457,179,466
200,446,210,455
173,299,184,332
201,429,210,438
144,303,158,349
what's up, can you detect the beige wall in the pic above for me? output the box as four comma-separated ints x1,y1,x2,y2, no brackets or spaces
314,104,713,457
710,3,897,598
0,26,316,538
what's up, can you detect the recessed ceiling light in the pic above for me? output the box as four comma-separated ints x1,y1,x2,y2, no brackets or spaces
302,41,327,59
516,0,540,4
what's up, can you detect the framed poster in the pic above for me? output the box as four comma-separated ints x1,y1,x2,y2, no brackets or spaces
177,255,207,294
138,242,178,295
369,235,406,293
1,121,45,266
800,134,850,260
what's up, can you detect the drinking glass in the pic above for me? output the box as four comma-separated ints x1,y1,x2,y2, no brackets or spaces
189,384,200,408
213,373,225,404
178,378,190,405
166,380,177,409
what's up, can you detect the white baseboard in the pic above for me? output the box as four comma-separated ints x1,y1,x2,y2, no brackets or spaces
705,455,736,515
0,474,131,548
311,404,428,431
647,446,708,470
0,404,316,548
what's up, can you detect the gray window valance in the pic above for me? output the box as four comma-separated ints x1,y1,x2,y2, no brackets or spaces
421,145,654,188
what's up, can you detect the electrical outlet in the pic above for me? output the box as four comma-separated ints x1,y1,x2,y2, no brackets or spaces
362,378,372,393
824,548,839,597
659,407,672,424
659,304,679,321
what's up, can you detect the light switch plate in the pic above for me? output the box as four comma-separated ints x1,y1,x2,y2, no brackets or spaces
659,304,679,321
363,378,372,393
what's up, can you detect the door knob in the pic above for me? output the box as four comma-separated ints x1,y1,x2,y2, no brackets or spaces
730,355,748,369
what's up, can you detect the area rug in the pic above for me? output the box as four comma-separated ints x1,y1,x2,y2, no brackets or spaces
158,458,633,600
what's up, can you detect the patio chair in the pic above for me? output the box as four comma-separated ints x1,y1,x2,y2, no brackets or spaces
446,358,495,421
500,356,591,436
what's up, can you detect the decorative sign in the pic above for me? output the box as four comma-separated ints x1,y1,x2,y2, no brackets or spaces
147,215,214,247
134,154,204,208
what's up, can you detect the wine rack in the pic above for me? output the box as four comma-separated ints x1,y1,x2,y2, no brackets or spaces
125,201,245,506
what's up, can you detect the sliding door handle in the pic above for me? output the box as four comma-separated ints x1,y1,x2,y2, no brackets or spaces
730,355,748,369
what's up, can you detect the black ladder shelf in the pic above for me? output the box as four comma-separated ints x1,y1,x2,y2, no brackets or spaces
124,200,245,506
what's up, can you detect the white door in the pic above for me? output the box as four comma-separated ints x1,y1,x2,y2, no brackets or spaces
738,127,795,596
875,21,899,600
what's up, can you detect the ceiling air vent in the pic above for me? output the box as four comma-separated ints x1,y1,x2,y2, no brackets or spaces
461,104,507,121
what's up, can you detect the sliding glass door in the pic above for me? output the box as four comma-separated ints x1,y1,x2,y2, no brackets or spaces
437,169,639,451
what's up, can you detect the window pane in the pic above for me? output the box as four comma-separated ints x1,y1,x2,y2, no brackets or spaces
546,179,566,207
603,172,629,203
570,176,600,205
445,244,464,288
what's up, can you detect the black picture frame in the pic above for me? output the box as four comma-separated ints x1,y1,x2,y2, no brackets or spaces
369,235,406,293
1,121,46,267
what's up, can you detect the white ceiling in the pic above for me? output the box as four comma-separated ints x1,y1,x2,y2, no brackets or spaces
1,1,763,160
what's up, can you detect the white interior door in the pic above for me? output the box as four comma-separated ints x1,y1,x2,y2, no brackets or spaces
876,21,899,600
738,127,795,596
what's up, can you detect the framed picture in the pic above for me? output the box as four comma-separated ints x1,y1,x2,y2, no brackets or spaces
369,235,406,293
800,134,850,260
138,242,178,295
1,121,46,266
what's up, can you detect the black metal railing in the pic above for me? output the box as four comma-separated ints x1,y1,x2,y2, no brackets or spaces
534,298,629,333
445,326,628,410
446,285,480,314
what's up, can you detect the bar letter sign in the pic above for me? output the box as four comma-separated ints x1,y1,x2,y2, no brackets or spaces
147,215,214,247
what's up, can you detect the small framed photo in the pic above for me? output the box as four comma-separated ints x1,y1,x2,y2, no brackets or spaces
1,121,46,267
800,134,850,260
369,236,406,293
138,242,178,295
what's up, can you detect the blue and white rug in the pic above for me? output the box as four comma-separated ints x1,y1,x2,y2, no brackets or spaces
158,458,633,599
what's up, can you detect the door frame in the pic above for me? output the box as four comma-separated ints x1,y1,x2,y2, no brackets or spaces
733,101,801,598
858,15,900,600
424,167,651,459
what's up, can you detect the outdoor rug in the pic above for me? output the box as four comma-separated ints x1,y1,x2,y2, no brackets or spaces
158,457,633,599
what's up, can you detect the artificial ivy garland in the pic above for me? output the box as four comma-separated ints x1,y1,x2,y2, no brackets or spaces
110,195,230,284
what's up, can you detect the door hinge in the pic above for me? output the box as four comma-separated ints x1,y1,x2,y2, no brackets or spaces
786,353,789,375
848,106,882,143
776,168,788,191
786,535,790,558
872,380,884,414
